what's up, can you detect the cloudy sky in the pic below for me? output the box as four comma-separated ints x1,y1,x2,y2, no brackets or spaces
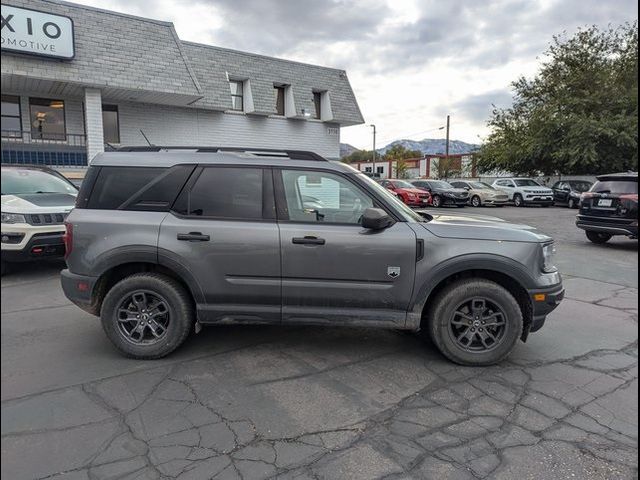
75,0,637,149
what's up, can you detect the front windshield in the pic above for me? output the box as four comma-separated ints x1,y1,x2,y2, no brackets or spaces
357,174,425,222
514,179,541,187
569,181,592,192
429,180,454,189
470,181,494,190
391,180,415,189
1,168,77,195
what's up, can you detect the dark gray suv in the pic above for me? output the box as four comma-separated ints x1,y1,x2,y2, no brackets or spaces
61,148,564,365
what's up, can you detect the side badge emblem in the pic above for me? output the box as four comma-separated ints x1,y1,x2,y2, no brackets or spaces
387,266,401,279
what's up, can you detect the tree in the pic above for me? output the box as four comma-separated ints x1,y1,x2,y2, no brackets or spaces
382,144,423,162
434,157,462,179
341,149,374,163
478,23,638,176
394,159,410,179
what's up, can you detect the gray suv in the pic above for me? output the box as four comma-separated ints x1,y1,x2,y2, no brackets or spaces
61,148,564,365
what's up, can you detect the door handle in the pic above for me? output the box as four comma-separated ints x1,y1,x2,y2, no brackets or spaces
292,236,326,246
177,232,210,242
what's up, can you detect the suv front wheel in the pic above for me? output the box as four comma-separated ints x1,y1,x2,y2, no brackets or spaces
100,273,194,359
513,194,524,207
426,279,523,366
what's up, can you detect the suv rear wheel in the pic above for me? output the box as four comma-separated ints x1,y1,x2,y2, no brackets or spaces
426,279,523,366
586,231,612,244
100,273,194,359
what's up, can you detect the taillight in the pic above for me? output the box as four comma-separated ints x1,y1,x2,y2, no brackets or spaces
63,221,73,259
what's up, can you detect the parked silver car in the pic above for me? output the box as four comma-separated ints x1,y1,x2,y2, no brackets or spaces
61,147,564,365
450,180,509,207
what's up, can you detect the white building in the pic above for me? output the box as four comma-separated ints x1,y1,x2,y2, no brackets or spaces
1,0,364,168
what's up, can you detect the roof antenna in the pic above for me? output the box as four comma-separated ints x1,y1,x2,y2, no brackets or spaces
139,129,154,146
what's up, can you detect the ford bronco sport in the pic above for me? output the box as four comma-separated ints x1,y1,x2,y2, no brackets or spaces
61,147,564,365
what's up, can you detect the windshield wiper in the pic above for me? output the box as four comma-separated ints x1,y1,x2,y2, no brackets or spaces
594,190,611,194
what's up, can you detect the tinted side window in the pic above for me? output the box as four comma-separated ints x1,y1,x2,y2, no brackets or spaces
88,167,165,209
123,165,195,211
86,166,194,211
174,167,263,219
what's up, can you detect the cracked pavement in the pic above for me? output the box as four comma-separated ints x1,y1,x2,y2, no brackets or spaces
1,207,637,479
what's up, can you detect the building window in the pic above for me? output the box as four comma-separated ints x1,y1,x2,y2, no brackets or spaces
376,166,384,174
313,92,322,119
1,95,22,137
102,105,120,144
229,80,244,111
274,86,285,115
29,98,66,140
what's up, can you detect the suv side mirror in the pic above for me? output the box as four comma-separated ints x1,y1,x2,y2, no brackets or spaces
362,208,393,230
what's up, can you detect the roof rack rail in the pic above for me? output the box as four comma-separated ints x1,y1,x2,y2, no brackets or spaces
115,146,328,162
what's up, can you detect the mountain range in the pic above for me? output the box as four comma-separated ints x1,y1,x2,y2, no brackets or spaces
340,138,480,158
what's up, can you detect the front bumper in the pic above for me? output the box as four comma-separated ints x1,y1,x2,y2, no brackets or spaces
1,226,66,262
523,196,554,205
406,197,431,207
482,197,509,206
442,196,469,206
576,215,638,237
528,283,565,333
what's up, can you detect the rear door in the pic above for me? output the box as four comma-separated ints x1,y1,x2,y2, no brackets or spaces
158,166,281,324
275,168,417,327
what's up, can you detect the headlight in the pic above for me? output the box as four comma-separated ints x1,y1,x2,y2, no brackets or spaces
542,243,557,273
407,193,416,199
1,212,27,224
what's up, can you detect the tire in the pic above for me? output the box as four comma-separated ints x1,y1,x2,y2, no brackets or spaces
100,273,194,359
426,279,523,366
586,231,612,245
471,195,482,207
568,198,577,209
432,195,442,208
513,194,524,207
0,260,7,277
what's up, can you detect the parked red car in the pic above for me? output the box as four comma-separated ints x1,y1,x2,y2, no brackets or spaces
378,179,432,207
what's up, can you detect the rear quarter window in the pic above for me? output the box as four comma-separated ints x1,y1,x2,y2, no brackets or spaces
84,165,195,210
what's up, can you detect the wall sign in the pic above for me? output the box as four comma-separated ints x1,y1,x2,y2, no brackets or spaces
1,5,74,59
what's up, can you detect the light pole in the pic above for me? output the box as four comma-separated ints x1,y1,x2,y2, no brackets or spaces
445,115,450,160
370,124,376,176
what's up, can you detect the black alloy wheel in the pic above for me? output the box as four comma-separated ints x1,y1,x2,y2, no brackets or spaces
448,297,507,352
116,290,171,345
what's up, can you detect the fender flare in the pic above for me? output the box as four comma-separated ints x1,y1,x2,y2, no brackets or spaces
410,253,536,317
92,245,206,305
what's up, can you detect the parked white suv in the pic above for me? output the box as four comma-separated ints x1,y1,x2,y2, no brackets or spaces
492,178,554,207
1,165,77,275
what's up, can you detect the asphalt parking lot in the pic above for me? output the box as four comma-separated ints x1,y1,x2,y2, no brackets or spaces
1,206,637,480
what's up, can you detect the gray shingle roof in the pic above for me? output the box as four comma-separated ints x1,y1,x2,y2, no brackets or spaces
1,0,364,126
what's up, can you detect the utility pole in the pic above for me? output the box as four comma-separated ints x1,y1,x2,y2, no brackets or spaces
445,115,450,159
370,124,377,176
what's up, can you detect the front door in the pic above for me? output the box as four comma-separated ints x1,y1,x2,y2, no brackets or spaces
275,168,417,327
158,166,281,324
